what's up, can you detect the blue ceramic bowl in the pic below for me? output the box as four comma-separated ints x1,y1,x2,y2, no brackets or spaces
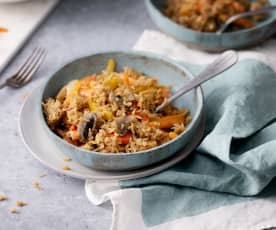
145,0,276,51
39,51,203,171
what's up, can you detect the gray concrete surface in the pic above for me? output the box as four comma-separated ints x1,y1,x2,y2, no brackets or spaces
0,1,155,229
1,1,276,229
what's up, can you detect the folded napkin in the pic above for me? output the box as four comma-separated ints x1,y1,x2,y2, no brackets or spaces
86,30,276,230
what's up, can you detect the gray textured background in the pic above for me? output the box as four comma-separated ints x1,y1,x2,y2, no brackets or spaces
0,0,155,229
1,0,276,230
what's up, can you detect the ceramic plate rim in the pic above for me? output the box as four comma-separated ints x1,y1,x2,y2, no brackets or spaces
38,50,204,158
19,87,205,181
146,0,276,36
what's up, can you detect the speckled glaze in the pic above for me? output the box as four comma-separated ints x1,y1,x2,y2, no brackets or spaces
145,0,276,51
39,51,203,171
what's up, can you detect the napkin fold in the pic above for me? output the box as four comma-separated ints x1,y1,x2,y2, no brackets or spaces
86,30,276,230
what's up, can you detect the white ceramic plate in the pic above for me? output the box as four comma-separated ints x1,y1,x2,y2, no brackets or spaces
19,87,205,181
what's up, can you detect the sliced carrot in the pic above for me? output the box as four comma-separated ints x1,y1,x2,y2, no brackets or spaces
233,18,254,28
169,132,178,140
91,75,97,81
117,132,132,145
123,72,130,86
231,1,246,13
134,111,150,122
0,27,8,33
158,114,185,129
70,125,77,131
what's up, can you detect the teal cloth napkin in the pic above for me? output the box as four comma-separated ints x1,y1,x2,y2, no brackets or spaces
120,59,276,226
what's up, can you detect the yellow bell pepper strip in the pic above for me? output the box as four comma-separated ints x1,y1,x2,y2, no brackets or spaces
105,76,119,89
106,59,116,73
102,110,114,120
87,99,98,111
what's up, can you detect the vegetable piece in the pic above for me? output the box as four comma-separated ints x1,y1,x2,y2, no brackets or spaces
117,131,132,145
158,114,185,129
233,18,254,28
0,27,8,33
70,125,77,131
102,110,114,120
169,132,178,140
123,72,130,86
78,112,104,142
66,80,81,98
81,75,96,86
106,76,119,89
115,116,134,136
134,111,150,121
106,59,116,73
139,88,156,95
78,112,97,141
231,1,246,13
87,99,98,111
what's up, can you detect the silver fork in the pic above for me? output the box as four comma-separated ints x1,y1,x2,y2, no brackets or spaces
0,48,46,89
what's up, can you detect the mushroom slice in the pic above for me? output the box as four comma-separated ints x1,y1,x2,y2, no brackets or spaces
109,92,123,106
78,112,103,142
115,116,134,136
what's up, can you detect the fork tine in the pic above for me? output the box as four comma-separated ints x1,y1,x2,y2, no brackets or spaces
17,49,46,85
12,48,40,81
13,48,44,82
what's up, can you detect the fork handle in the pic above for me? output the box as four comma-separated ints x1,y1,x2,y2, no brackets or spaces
0,82,7,90
155,50,239,112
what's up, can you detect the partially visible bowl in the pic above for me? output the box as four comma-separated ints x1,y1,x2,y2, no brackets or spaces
39,51,203,171
145,0,276,51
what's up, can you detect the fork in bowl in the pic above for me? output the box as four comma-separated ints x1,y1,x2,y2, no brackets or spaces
0,48,46,89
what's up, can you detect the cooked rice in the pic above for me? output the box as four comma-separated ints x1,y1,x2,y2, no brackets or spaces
43,59,191,153
164,0,269,32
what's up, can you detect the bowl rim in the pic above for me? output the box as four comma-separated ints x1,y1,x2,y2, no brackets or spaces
145,0,276,36
38,50,204,156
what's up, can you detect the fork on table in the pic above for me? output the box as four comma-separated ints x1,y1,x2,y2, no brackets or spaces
0,48,46,89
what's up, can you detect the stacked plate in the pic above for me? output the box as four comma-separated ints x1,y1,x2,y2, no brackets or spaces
19,51,205,181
